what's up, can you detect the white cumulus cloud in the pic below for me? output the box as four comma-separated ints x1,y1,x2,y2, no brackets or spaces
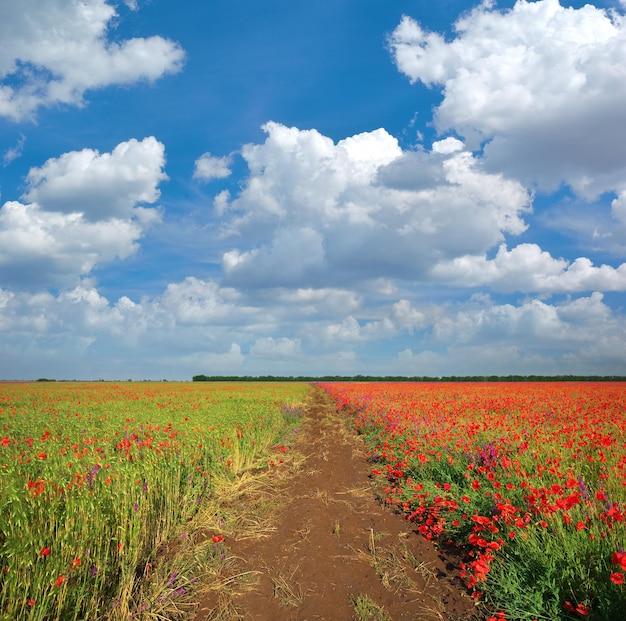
0,0,185,121
249,336,301,359
389,1,626,197
432,243,626,293
612,191,626,227
193,153,232,182
0,138,167,287
0,201,144,287
217,122,531,288
159,277,252,326
23,137,167,220
1,277,626,379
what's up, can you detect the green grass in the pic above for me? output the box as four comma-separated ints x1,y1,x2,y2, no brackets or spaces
350,593,391,621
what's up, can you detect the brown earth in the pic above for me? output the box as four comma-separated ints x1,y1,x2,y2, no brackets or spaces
192,386,482,621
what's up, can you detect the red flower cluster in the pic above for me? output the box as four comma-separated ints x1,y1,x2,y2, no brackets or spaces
319,381,626,619
611,551,626,584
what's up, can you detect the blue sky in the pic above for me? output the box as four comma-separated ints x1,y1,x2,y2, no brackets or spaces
2,0,626,380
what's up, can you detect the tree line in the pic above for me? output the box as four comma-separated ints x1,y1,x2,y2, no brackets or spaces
192,374,626,382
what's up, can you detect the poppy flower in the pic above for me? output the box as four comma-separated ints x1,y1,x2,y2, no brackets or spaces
40,547,51,557
612,551,626,570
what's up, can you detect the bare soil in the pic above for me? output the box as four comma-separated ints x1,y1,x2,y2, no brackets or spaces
193,386,481,620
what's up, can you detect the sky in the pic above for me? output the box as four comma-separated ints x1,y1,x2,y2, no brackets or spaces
1,0,626,380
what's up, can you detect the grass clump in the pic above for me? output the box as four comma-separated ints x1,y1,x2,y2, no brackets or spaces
351,593,391,621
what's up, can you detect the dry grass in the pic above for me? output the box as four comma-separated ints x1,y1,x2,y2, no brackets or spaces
271,566,307,607
402,547,438,588
309,487,331,505
337,483,377,499
173,437,308,618
292,520,312,543
348,529,421,597
201,598,244,621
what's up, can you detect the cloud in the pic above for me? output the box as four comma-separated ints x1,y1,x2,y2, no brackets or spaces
389,1,626,197
224,122,403,228
393,348,447,375
0,201,144,287
391,299,429,333
159,277,253,326
0,138,166,287
0,0,184,121
430,293,626,376
193,153,232,182
431,292,617,347
0,284,140,339
432,243,626,293
388,292,626,376
223,227,326,287
218,122,531,288
320,316,367,344
23,137,167,221
249,336,301,359
272,288,362,318
612,191,626,230
2,280,625,379
3,134,25,166
176,344,245,375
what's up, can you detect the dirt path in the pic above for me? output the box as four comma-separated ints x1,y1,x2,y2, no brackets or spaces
193,386,480,620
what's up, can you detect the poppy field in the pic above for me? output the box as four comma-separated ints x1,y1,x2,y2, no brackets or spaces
0,381,307,621
318,381,626,620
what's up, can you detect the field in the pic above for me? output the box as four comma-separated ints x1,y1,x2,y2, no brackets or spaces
0,381,307,621
2,380,626,621
318,381,626,620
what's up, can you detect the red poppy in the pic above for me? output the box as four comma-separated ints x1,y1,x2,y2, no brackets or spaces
612,551,626,570
40,547,51,557
576,603,590,616
54,575,65,587
610,572,624,585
